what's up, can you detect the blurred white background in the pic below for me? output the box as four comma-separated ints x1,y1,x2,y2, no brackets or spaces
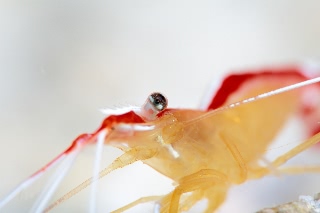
1,1,320,212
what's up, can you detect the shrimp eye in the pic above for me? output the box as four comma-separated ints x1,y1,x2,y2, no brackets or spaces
140,92,168,121
149,93,168,111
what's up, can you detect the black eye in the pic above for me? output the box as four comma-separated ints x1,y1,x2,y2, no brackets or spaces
149,93,168,111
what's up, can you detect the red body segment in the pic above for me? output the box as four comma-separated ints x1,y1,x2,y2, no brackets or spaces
207,68,308,110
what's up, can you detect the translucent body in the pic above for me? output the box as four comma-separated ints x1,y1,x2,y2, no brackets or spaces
1,66,320,213
108,76,315,212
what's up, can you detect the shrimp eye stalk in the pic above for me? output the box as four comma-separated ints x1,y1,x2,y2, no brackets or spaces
140,92,168,121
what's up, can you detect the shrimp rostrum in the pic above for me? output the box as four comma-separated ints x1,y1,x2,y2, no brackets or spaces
1,65,320,212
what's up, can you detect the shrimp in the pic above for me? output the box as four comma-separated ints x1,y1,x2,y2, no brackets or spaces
1,65,320,213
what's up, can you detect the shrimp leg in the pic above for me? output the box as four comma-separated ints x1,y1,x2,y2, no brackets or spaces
44,146,158,212
113,190,215,213
100,146,158,176
110,195,164,213
173,184,228,213
177,190,205,212
250,132,320,179
159,169,229,213
110,181,216,213
272,132,320,168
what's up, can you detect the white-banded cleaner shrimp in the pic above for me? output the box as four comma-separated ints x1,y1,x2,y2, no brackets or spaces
1,65,320,212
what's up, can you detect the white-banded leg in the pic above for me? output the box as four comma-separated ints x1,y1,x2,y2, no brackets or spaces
30,149,80,213
89,130,107,213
